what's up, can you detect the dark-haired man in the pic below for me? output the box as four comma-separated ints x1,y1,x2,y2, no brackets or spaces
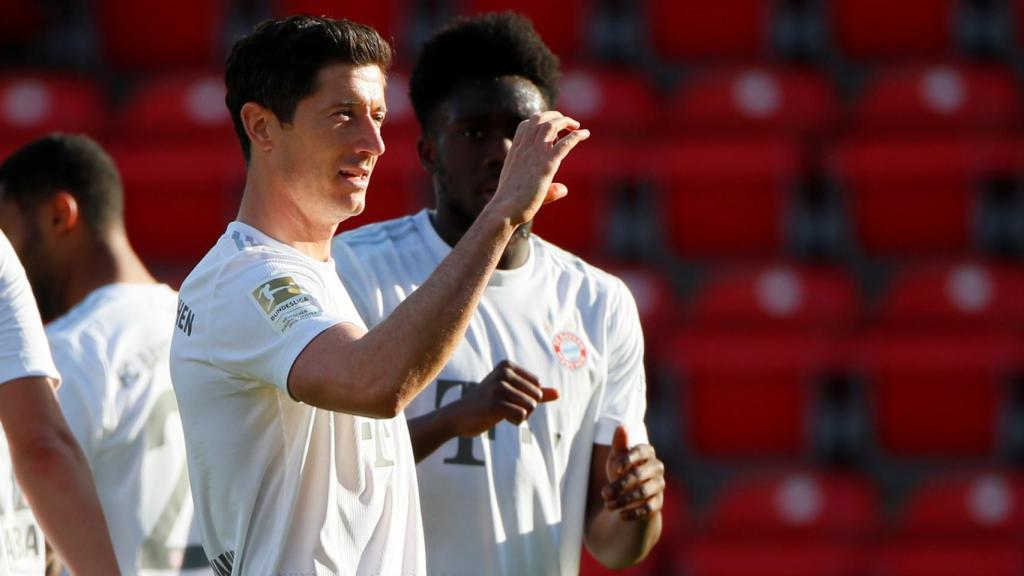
169,14,587,576
333,12,664,575
0,134,208,575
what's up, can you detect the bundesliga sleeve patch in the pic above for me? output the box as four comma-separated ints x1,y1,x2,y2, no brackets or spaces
251,275,323,334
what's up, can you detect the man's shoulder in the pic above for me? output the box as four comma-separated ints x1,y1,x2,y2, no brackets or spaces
181,234,317,299
335,213,421,257
48,284,178,362
532,238,630,299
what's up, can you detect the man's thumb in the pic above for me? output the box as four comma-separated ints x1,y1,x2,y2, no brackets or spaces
612,425,629,453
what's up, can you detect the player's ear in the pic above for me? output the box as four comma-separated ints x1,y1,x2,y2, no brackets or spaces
417,136,438,174
47,191,79,236
241,102,275,156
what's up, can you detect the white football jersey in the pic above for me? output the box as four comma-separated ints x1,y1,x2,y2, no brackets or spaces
333,210,649,576
46,283,210,576
170,221,424,576
0,231,59,576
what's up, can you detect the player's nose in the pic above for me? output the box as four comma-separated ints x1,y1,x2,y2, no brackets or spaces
483,135,513,169
355,116,386,157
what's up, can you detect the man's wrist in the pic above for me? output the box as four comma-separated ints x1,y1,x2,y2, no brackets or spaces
476,203,518,237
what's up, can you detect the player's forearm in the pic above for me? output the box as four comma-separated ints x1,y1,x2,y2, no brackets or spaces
584,509,662,569
12,426,120,575
407,405,463,462
351,208,514,414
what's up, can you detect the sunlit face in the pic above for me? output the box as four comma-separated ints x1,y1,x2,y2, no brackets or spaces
428,76,548,229
271,63,387,224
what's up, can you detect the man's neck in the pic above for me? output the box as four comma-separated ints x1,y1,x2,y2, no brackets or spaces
236,174,337,262
429,209,530,271
62,231,156,315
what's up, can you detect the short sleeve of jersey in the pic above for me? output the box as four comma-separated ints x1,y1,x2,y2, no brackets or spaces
204,254,361,394
332,238,386,328
49,333,107,461
595,278,649,446
0,232,59,387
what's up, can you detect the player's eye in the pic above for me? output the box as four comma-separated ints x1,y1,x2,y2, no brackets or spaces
461,128,485,140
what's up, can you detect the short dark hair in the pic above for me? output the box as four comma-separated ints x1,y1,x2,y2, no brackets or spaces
225,15,393,162
0,133,123,234
410,12,561,134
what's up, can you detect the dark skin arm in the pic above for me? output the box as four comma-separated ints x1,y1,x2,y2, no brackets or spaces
409,360,558,462
584,426,665,569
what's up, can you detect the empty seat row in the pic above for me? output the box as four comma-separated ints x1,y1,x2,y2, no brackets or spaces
582,469,1024,576
4,63,1022,144
8,0,1024,68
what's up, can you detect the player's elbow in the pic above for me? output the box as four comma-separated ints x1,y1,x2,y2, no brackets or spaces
371,393,404,419
10,425,84,483
289,372,405,418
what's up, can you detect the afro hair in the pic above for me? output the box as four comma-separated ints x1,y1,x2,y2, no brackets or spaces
409,11,560,133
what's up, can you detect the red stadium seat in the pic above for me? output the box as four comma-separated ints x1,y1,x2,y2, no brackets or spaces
530,141,624,258
459,0,592,60
651,138,802,259
557,67,660,138
668,331,840,457
831,0,956,60
852,332,1023,457
689,263,861,332
670,67,839,137
829,136,1024,256
879,261,1024,331
113,72,235,145
0,72,106,156
851,64,1022,134
681,471,876,576
274,0,409,50
338,135,429,229
648,0,774,61
704,471,880,537
898,472,1024,536
95,0,227,70
108,141,243,266
871,471,1024,576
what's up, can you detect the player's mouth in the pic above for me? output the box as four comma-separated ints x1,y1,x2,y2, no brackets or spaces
338,167,371,188
478,177,501,200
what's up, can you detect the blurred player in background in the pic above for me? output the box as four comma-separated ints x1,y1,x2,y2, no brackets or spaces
333,12,664,574
169,15,587,575
0,234,119,574
0,134,208,576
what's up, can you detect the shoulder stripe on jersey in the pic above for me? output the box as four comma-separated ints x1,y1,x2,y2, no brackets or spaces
343,218,417,247
230,231,260,251
209,550,235,576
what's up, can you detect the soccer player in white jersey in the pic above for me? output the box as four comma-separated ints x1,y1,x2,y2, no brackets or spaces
168,15,588,576
0,134,209,576
0,227,119,575
332,13,666,574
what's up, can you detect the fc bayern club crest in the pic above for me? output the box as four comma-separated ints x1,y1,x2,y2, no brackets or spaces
553,331,587,370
